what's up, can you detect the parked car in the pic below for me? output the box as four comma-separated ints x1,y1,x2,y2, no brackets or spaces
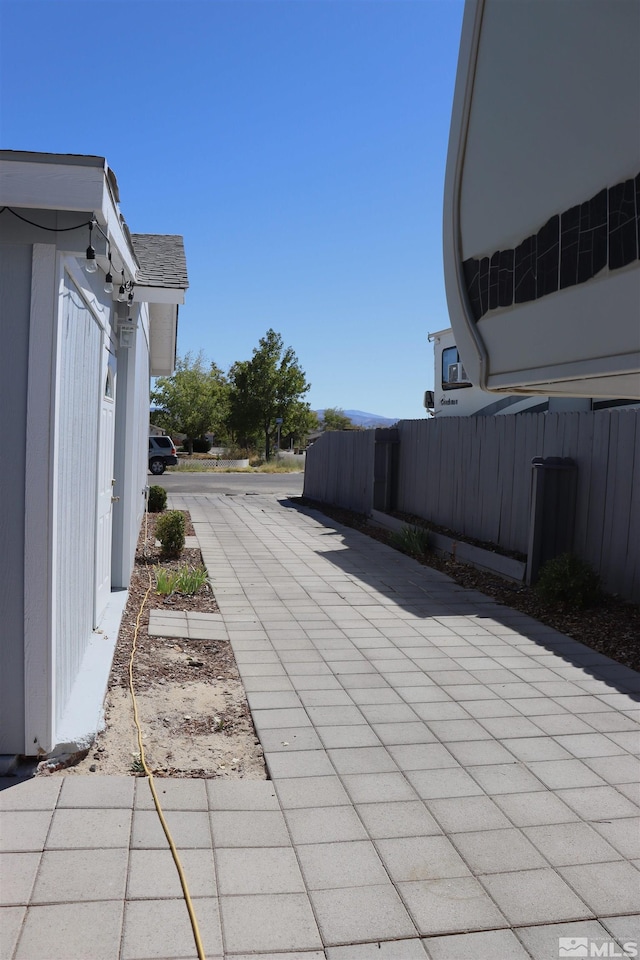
148,436,178,475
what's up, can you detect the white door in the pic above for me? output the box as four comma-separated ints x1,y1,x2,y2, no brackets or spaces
95,349,116,622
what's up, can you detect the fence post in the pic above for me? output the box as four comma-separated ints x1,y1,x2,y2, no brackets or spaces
526,457,578,585
373,428,399,513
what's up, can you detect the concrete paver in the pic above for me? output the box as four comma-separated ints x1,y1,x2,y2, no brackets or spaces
515,921,625,960
215,846,305,895
478,868,593,925
2,492,640,958
399,875,507,935
424,928,531,959
32,848,128,902
121,897,222,959
14,902,123,959
218,892,322,954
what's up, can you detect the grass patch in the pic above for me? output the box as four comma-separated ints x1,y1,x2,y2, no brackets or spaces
389,525,432,559
154,564,209,596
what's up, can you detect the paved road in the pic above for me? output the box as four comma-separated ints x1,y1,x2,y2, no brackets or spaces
153,469,305,497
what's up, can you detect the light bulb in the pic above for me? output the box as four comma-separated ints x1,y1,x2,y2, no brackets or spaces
104,272,114,294
85,247,98,273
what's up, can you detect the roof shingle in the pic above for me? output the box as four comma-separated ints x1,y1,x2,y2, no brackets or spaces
130,233,188,289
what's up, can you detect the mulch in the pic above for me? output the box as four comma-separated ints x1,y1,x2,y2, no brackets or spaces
107,512,230,693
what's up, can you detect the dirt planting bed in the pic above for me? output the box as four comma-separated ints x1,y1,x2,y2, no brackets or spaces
41,512,266,780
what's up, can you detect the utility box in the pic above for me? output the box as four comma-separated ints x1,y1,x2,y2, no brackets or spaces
373,428,399,513
526,457,577,585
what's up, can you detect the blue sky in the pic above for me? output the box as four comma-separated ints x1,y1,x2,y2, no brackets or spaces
1,0,463,420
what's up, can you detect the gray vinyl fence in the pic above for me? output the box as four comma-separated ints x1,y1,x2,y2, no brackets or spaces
304,430,375,513
303,410,640,602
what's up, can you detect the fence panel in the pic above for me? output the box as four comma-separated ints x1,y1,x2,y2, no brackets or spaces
303,431,374,514
303,411,639,600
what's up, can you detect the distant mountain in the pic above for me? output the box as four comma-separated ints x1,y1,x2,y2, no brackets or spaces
315,409,399,428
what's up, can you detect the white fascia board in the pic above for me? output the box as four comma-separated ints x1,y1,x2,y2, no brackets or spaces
133,286,186,305
0,159,105,213
100,194,137,280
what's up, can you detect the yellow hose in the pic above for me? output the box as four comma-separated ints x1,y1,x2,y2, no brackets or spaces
128,503,207,960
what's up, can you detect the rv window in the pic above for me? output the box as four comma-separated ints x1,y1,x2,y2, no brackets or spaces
442,346,471,389
442,346,459,385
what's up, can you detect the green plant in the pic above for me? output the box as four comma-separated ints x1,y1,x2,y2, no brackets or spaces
130,753,144,774
175,564,209,595
147,485,167,513
155,510,186,558
154,566,180,596
535,552,601,609
390,525,432,558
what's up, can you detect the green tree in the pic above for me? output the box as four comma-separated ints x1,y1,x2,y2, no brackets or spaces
284,403,320,450
228,329,310,459
151,352,228,454
322,407,355,431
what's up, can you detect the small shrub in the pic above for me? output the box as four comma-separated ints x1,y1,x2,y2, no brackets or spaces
147,485,167,513
535,552,600,609
390,525,431,558
155,510,186,558
192,437,212,453
223,445,250,460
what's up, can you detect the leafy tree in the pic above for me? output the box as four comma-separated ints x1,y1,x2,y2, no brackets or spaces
283,403,320,450
228,329,310,459
151,352,228,454
322,407,354,431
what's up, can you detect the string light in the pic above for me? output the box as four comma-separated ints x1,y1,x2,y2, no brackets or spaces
104,251,114,294
0,206,134,302
85,221,97,273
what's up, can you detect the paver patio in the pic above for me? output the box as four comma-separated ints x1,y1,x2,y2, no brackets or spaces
1,493,639,959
